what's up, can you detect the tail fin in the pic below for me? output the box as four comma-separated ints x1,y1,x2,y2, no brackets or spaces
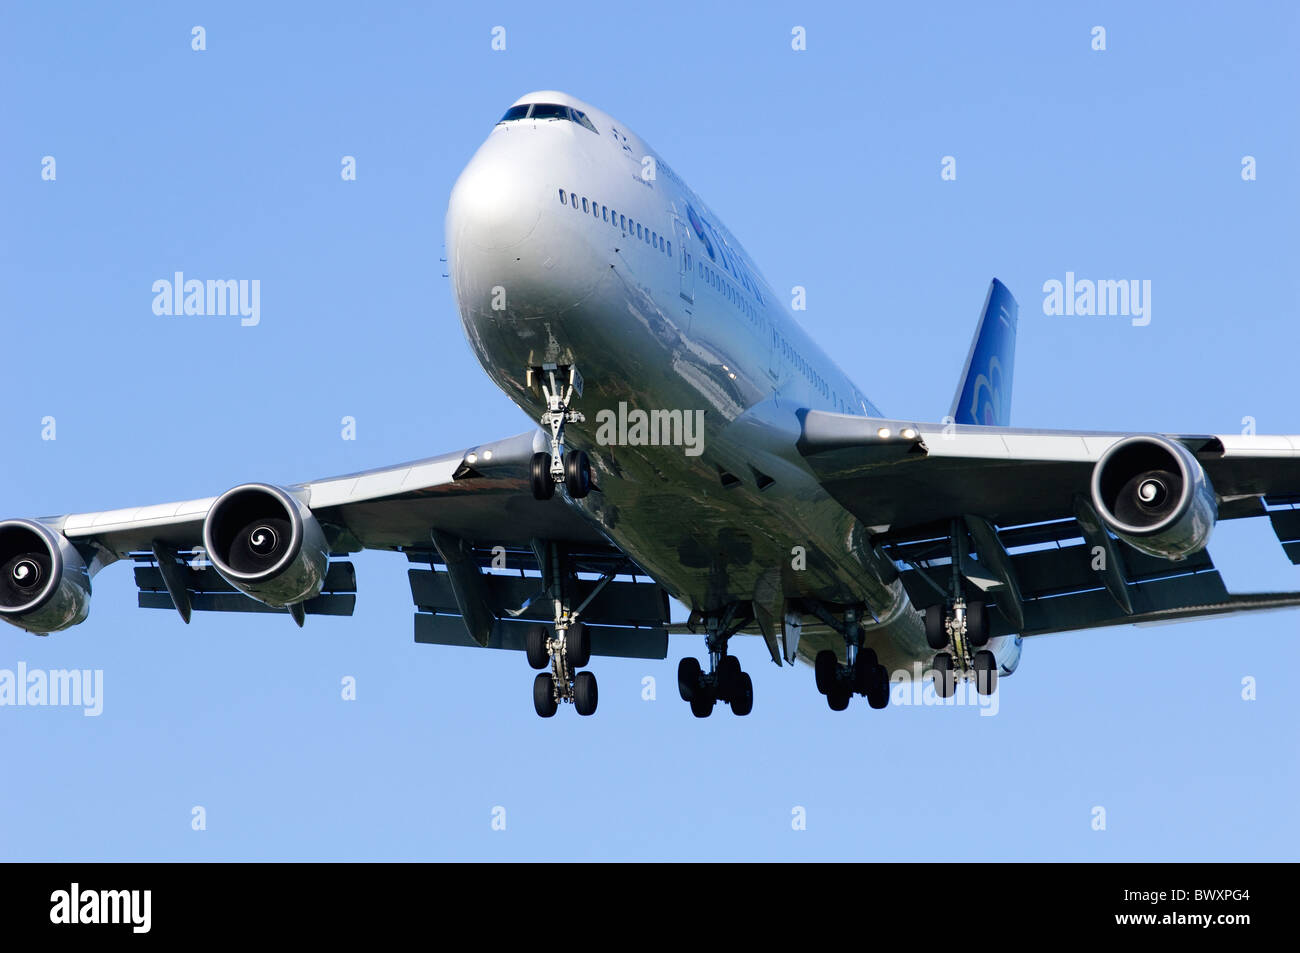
948,278,1018,427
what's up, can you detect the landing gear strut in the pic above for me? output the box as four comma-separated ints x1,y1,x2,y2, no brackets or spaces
528,540,603,717
808,604,890,712
924,520,996,697
677,606,754,717
529,364,591,501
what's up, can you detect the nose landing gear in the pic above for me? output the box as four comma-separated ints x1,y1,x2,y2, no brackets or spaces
529,363,592,501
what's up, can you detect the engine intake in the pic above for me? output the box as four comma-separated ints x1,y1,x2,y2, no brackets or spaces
202,484,328,607
0,519,91,634
1090,435,1217,560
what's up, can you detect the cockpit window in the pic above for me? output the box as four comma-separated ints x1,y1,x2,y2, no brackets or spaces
528,103,568,120
569,109,598,133
496,102,599,134
498,105,531,123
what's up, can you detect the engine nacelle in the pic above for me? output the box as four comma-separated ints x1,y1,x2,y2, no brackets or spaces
202,484,328,607
0,519,91,634
1090,435,1217,560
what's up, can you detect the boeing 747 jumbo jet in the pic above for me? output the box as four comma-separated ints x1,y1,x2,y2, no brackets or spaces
5,91,1300,719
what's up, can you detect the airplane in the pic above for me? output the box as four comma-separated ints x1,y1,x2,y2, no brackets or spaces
6,89,1300,719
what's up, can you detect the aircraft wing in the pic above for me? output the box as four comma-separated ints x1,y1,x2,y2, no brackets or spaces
52,430,612,556
4,430,670,659
798,410,1300,637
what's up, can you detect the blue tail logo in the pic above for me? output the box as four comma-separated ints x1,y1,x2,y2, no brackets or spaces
949,279,1018,427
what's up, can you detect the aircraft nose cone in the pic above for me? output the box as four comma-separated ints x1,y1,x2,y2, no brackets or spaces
446,148,543,252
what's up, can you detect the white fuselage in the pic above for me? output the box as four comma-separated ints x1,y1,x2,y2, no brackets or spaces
445,91,1017,675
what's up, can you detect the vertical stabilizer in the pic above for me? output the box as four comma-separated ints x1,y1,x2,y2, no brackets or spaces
949,278,1018,426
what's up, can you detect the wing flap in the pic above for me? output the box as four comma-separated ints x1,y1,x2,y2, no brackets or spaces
415,614,668,660
134,559,358,618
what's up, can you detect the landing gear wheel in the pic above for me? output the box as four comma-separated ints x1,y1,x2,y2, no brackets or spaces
716,655,742,701
924,605,948,650
814,649,838,695
677,657,702,702
853,648,879,696
967,602,990,648
573,670,599,715
826,687,851,712
974,649,998,696
932,652,956,699
564,450,591,499
865,665,890,709
564,622,591,669
525,624,549,670
690,688,716,718
530,452,554,501
533,673,557,718
731,672,753,716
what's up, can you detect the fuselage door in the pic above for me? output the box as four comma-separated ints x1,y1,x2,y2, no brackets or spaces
768,321,780,382
674,218,693,305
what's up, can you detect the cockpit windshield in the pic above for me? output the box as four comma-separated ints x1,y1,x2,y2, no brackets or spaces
497,103,599,134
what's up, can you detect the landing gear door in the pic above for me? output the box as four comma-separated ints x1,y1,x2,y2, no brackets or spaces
673,218,693,306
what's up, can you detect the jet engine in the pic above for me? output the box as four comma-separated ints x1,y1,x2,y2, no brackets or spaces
0,519,92,634
202,484,328,607
1090,435,1217,560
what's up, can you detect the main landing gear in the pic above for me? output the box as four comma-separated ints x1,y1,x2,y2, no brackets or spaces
677,607,754,717
528,540,604,718
529,363,592,501
925,600,996,699
808,605,890,712
911,518,1001,698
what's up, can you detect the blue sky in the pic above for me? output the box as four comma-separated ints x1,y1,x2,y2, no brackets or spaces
1,1,1297,860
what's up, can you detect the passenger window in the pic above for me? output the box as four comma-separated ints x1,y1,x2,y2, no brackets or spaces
582,197,589,213
602,206,608,222
559,190,567,205
620,214,626,230
667,240,671,257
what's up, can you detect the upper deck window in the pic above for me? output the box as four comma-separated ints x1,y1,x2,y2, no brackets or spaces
497,103,599,134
